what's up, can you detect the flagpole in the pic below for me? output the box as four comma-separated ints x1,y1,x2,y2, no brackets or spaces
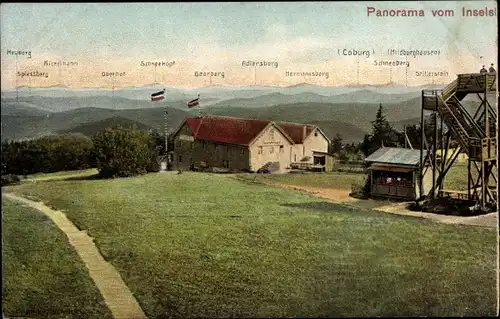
197,93,201,117
15,55,19,107
404,125,407,148
164,95,168,168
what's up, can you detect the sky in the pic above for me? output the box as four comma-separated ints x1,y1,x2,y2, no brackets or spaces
0,1,497,89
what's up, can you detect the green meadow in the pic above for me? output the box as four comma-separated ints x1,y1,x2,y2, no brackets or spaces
2,170,497,318
2,198,113,319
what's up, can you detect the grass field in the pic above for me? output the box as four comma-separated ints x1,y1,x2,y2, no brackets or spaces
236,163,494,193
1,198,113,319
3,170,497,318
22,168,99,182
236,171,366,190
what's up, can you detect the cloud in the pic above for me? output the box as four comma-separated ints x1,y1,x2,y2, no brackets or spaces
0,26,495,89
164,34,347,69
264,23,287,40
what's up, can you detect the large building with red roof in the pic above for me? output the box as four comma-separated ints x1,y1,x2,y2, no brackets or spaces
170,115,330,172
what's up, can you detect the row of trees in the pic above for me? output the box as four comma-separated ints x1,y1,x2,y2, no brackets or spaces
1,126,169,179
330,103,456,161
2,135,95,176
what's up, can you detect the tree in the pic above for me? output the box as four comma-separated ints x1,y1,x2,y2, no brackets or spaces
330,133,343,154
149,129,166,155
371,103,394,147
360,134,372,156
403,116,452,151
360,103,402,156
1,135,94,176
91,125,159,178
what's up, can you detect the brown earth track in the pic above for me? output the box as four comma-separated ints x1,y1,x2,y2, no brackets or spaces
273,183,497,229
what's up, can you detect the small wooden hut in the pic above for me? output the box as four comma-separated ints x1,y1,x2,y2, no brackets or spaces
364,147,431,200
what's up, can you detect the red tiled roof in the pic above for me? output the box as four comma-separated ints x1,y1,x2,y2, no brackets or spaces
277,122,315,144
185,116,272,146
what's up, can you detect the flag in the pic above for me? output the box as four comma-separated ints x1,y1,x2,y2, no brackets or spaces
151,89,165,102
188,96,200,108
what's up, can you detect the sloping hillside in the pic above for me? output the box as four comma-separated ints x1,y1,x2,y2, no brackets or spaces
57,116,153,136
1,107,191,141
1,101,52,116
207,90,421,109
207,98,422,132
2,91,485,143
306,120,367,143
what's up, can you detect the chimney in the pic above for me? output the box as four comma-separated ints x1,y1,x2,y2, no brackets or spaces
302,125,307,142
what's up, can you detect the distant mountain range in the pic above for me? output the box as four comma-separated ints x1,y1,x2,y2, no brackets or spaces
1,82,446,106
1,83,484,144
1,84,441,113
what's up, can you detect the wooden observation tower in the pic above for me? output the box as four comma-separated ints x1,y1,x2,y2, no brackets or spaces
420,73,497,210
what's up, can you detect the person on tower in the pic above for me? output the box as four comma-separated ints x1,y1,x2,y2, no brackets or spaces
488,63,496,74
480,65,488,73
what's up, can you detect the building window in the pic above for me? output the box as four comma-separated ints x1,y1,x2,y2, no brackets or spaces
203,141,207,150
279,145,284,153
270,128,275,140
314,131,318,137
258,146,263,154
270,146,274,154
178,155,182,163
190,142,194,150
226,145,229,153
294,154,297,162
240,148,245,155
214,144,218,151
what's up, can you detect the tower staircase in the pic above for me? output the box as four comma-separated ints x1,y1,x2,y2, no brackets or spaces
421,73,497,208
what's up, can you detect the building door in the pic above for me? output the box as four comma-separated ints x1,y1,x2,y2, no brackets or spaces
269,145,279,161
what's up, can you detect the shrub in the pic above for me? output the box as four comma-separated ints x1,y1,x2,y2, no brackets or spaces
91,125,159,178
1,174,21,187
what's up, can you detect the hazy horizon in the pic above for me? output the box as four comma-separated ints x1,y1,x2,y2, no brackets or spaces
1,2,497,89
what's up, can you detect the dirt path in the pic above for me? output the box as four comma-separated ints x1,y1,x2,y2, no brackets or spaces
275,183,357,203
3,193,147,319
374,202,498,228
273,183,497,229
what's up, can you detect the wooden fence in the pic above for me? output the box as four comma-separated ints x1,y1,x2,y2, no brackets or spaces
332,160,367,173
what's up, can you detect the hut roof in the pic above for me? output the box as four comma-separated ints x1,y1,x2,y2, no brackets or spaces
364,147,426,166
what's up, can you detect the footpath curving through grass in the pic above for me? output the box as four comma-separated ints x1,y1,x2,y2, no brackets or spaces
4,171,498,318
1,197,113,319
